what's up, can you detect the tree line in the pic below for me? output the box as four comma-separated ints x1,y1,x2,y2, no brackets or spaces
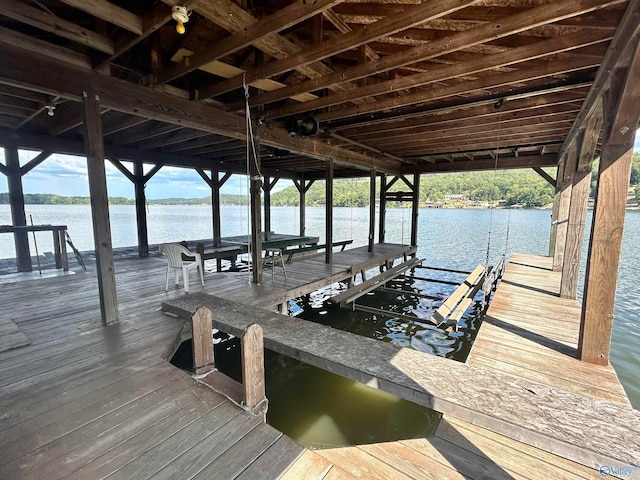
2,156,638,208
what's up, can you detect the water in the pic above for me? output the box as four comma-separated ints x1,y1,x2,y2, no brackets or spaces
1,205,638,411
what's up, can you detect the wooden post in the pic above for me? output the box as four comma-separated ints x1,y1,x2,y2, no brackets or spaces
241,323,266,415
379,174,387,244
579,42,640,365
5,145,31,272
325,158,334,264
298,180,306,237
548,160,564,257
552,146,577,271
295,178,314,237
263,176,278,241
133,161,149,258
249,134,263,284
211,170,222,248
191,307,215,375
411,173,420,247
83,91,118,326
368,169,376,252
560,108,603,299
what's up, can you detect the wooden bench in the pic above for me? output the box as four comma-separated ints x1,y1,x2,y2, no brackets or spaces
282,239,353,263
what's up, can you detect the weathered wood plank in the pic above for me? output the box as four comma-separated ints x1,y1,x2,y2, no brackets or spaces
241,323,266,414
234,435,305,480
330,257,423,306
163,293,640,470
192,306,215,375
279,450,333,480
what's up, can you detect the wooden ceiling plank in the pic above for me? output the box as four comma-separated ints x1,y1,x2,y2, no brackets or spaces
57,0,143,35
0,44,396,174
199,0,478,100
48,103,110,137
0,85,49,104
365,115,576,147
405,154,558,173
250,0,623,111
557,0,640,159
102,116,150,137
157,0,345,85
164,135,236,153
318,55,599,123
343,94,584,137
322,8,380,61
270,28,612,119
0,0,114,55
136,129,212,150
110,123,183,146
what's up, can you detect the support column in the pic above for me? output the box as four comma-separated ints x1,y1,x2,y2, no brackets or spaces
5,145,31,272
133,161,148,258
295,178,314,237
83,91,118,325
548,160,565,257
249,134,262,284
560,109,603,299
379,174,387,244
411,173,420,247
552,146,578,271
368,170,376,252
325,159,334,264
579,41,640,365
263,176,278,241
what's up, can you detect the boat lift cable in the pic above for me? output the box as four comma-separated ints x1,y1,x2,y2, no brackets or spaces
243,73,265,282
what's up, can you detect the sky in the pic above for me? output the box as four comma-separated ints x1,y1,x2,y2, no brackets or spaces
1,129,639,199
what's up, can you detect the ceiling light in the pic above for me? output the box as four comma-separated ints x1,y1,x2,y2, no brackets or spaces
172,5,189,35
45,105,55,117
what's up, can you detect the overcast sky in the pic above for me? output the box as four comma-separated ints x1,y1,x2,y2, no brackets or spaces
1,129,639,199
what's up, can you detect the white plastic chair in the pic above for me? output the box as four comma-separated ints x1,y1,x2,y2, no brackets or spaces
159,243,204,293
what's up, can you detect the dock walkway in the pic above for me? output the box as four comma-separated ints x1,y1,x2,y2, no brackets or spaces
0,243,411,479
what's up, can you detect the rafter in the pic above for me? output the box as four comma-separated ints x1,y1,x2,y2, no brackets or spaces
156,0,344,85
557,0,640,158
0,0,114,55
0,44,399,174
57,0,142,35
247,0,621,111
199,0,477,100
268,29,612,120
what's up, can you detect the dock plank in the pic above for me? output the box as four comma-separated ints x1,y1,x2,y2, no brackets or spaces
164,292,640,470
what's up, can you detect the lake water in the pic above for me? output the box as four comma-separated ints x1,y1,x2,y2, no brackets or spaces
1,205,638,418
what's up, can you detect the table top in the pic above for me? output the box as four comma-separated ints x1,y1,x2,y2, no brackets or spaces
221,233,319,250
0,224,67,233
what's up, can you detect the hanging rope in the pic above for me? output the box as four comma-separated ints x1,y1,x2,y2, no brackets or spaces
485,99,503,268
243,72,264,283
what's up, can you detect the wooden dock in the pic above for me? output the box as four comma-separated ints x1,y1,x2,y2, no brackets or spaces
0,243,412,479
1,248,638,479
276,253,638,479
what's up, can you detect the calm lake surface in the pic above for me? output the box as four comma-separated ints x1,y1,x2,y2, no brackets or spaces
1,205,638,428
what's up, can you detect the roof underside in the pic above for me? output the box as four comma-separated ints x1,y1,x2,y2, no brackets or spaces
0,0,636,179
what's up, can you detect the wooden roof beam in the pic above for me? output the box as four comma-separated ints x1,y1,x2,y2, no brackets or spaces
57,0,143,35
319,56,600,124
0,0,114,55
156,0,345,85
0,45,399,174
199,0,477,100
174,0,359,102
95,1,194,71
557,0,640,159
405,154,559,174
270,28,612,120
250,0,622,112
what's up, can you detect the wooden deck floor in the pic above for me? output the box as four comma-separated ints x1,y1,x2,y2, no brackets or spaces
1,248,636,479
0,243,413,480
290,253,636,480
469,252,630,406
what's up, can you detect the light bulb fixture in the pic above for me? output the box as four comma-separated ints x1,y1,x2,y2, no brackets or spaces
45,105,55,117
172,5,189,35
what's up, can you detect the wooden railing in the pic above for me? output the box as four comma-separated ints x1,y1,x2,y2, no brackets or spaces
190,306,266,415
